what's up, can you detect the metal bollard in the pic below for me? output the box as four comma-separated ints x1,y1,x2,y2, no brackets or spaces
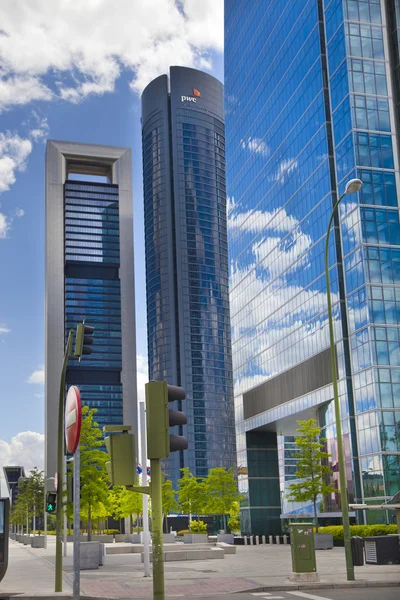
262,535,266,545
244,536,247,545
269,535,273,544
255,535,259,545
283,535,288,545
250,536,253,545
275,536,280,545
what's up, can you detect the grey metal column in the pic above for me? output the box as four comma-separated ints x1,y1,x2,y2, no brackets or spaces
73,445,80,600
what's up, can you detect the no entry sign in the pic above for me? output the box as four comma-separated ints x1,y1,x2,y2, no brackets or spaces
65,386,82,454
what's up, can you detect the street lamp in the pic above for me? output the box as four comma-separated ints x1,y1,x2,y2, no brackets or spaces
324,177,362,582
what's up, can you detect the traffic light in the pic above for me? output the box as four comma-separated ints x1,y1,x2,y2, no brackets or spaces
103,425,137,487
46,492,57,514
145,381,188,459
74,320,94,361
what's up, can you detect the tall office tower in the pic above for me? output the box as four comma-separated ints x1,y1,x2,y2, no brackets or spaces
45,141,137,479
225,1,400,535
141,67,236,487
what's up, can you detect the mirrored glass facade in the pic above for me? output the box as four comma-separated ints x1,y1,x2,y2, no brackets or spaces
64,181,123,425
225,0,400,534
142,67,236,488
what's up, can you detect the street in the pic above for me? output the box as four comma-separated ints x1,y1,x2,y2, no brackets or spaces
226,591,399,600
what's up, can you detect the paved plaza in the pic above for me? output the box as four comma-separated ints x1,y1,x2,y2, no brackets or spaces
1,537,399,599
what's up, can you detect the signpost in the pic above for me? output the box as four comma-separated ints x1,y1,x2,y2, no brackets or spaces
65,386,82,600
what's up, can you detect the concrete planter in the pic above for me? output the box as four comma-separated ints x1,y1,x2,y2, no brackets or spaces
130,533,141,543
31,536,45,548
80,541,103,570
314,533,333,550
217,533,234,544
114,534,126,543
163,533,176,543
183,533,208,544
22,535,31,545
90,534,114,543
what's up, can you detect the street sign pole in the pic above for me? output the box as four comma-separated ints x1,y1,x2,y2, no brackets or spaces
65,385,82,600
73,443,80,600
140,402,150,577
64,456,67,557
150,457,164,600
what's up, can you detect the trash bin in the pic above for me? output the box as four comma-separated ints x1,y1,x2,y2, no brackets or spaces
364,536,400,565
351,536,364,566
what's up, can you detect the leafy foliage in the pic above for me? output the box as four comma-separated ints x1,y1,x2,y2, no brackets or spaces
227,500,240,533
79,406,110,539
162,473,178,532
189,519,207,533
205,467,241,532
318,524,398,540
10,468,44,533
177,467,208,519
286,419,335,532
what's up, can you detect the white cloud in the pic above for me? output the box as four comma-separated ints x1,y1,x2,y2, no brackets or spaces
229,206,300,236
29,114,49,143
272,157,298,183
0,76,53,112
27,366,45,385
0,213,9,238
14,208,24,217
0,432,44,485
0,324,10,335
241,137,270,157
0,132,32,193
0,0,224,110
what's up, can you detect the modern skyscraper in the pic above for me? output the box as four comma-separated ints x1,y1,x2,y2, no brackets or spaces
141,67,236,487
45,141,137,479
225,1,400,535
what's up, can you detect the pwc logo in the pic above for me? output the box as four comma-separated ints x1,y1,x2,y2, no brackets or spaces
181,88,201,103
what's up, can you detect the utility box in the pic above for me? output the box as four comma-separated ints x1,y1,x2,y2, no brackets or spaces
290,523,317,574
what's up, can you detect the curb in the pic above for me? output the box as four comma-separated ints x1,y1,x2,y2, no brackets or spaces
239,580,400,593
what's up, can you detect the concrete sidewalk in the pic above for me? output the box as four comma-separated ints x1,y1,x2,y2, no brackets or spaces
1,538,399,598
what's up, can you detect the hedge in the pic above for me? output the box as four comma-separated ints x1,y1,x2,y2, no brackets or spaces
318,524,398,540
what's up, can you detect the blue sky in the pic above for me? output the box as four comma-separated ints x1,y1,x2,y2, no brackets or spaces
0,0,224,475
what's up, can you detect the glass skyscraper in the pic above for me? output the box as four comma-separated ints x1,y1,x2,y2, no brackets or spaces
141,67,236,488
225,0,400,535
45,141,137,479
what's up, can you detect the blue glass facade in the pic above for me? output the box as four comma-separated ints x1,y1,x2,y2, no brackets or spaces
225,0,400,534
142,67,236,488
64,181,123,426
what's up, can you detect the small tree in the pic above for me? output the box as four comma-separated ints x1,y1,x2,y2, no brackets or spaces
120,488,143,532
27,467,44,534
79,406,109,540
205,467,240,532
162,474,178,533
227,500,240,533
108,486,126,532
286,419,335,532
177,468,207,522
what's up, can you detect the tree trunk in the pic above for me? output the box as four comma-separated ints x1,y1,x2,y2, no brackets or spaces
223,513,227,533
88,505,92,541
313,496,318,533
165,513,168,534
33,505,36,536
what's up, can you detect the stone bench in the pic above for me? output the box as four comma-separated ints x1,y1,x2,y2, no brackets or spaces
80,542,105,570
217,542,236,554
141,547,224,562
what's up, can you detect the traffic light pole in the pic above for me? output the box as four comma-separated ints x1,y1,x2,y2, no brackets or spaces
150,458,164,600
55,329,74,593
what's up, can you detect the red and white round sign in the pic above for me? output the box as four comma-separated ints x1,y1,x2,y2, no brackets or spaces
65,385,82,454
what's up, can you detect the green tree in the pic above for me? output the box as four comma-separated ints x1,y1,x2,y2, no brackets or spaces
177,468,207,522
120,488,143,532
205,467,240,532
286,419,336,532
162,474,178,533
108,486,126,532
227,500,240,533
27,467,44,534
13,477,32,533
79,406,109,540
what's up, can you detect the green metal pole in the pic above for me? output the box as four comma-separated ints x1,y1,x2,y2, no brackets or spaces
150,457,164,600
55,329,74,592
325,193,354,581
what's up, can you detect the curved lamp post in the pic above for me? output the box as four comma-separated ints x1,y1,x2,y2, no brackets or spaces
325,178,362,582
